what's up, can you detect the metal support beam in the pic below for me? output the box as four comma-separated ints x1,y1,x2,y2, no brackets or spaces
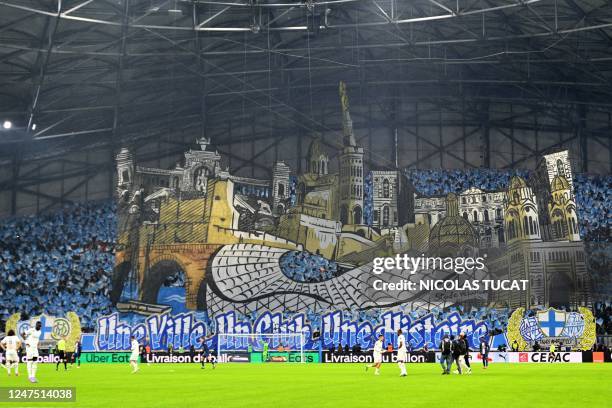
482,101,491,168
109,0,129,197
577,105,588,173
26,0,62,131
193,3,208,139
10,147,20,215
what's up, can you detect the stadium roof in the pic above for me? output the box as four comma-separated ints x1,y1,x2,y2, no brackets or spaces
0,0,611,214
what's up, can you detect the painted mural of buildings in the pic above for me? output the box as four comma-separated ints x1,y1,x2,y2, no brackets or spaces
338,81,365,225
409,151,590,311
414,187,505,249
371,170,415,229
114,75,590,316
530,150,580,242
487,152,589,310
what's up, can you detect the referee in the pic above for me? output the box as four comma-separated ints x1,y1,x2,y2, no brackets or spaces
55,337,67,371
548,342,556,362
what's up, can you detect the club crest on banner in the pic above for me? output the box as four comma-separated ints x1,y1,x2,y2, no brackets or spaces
17,315,65,341
508,307,595,351
5,312,82,352
537,308,566,337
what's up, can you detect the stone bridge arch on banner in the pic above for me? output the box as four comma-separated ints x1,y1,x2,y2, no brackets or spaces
137,244,222,309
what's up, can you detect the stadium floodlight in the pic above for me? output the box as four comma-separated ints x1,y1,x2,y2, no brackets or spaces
217,332,306,364
2,120,12,129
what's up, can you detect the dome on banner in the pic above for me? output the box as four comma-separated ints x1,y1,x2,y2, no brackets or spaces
551,175,570,192
429,193,478,255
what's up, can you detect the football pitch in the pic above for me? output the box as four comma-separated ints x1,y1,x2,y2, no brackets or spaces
0,363,610,408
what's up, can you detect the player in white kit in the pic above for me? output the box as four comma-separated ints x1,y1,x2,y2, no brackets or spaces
365,333,385,376
0,330,21,376
22,321,42,383
396,329,407,377
129,336,140,374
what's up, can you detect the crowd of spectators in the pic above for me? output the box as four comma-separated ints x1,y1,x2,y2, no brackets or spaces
0,201,116,329
402,168,610,242
586,243,612,301
574,173,611,242
595,302,612,335
280,251,338,282
405,168,530,196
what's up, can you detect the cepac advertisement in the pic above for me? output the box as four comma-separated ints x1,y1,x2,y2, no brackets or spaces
512,352,583,363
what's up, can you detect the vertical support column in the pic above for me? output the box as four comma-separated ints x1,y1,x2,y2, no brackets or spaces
227,120,232,170
60,160,65,206
415,102,420,169
10,147,20,216
251,118,256,177
85,150,90,202
110,0,129,198
608,112,612,174
534,113,539,160
193,3,207,139
27,1,62,132
296,127,302,174
368,104,372,166
390,98,398,169
577,105,588,173
462,98,467,168
438,107,443,168
481,101,490,168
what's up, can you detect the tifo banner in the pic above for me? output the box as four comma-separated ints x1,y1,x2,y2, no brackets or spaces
506,307,596,351
109,81,601,356
92,310,489,352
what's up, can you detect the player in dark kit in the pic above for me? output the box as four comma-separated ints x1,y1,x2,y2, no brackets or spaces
71,340,82,368
200,338,216,369
460,332,472,374
140,343,148,365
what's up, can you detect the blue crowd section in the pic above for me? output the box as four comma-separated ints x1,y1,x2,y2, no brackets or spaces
402,169,611,242
574,174,612,241
279,251,339,282
0,201,116,328
404,168,530,195
0,170,610,331
594,302,612,335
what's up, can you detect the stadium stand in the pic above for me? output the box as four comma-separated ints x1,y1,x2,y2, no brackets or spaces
280,251,338,282
0,202,116,329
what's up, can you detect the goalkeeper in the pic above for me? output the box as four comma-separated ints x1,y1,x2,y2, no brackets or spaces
262,340,269,362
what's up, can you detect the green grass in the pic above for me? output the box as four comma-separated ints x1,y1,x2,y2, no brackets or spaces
0,362,610,408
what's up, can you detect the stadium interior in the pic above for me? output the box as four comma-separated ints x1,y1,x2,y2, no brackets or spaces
0,1,611,407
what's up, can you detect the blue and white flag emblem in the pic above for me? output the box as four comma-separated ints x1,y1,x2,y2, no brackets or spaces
537,309,566,337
